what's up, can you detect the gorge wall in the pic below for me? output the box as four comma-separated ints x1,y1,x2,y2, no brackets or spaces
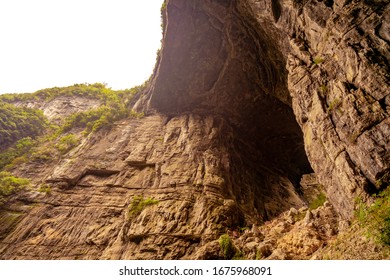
0,0,388,259
145,0,389,219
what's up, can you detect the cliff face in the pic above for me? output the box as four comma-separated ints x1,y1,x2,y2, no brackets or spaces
148,0,389,219
0,0,389,259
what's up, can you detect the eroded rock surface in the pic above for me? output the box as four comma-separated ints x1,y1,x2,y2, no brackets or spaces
0,0,389,259
14,95,102,124
148,0,389,219
0,115,306,259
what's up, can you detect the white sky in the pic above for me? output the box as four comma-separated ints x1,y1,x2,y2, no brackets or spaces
0,0,163,94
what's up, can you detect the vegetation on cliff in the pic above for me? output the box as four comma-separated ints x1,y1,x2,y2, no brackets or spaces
356,187,390,246
0,83,139,104
0,82,147,206
0,102,47,151
127,196,159,220
0,171,30,206
0,83,147,169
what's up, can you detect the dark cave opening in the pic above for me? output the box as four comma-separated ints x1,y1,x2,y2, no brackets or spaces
150,0,314,220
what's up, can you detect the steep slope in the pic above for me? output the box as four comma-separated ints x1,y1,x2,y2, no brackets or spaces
0,0,389,259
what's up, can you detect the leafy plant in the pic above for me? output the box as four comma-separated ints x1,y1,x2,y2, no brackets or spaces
0,82,149,173
0,172,30,206
0,137,37,170
0,83,139,104
0,102,47,150
56,134,79,154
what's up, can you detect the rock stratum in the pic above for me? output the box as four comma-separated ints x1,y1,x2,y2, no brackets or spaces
0,0,389,259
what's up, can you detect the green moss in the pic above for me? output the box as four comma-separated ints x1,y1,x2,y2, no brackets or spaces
313,57,325,65
255,249,262,260
319,84,328,93
381,216,390,245
219,234,235,259
0,210,24,239
309,192,326,210
161,1,167,11
232,250,245,260
37,184,52,194
376,171,389,189
327,98,342,113
127,196,159,220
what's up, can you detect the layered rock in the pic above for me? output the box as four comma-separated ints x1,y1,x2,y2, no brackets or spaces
0,114,307,259
146,0,389,218
13,95,102,124
0,0,389,259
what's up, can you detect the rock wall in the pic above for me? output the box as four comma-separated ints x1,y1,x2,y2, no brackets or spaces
147,0,389,219
14,95,102,124
0,114,307,259
0,0,388,259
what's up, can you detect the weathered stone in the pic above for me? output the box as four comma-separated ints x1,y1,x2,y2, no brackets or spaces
0,0,388,260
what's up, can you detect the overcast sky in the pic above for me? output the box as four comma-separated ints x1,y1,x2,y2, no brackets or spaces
0,0,163,94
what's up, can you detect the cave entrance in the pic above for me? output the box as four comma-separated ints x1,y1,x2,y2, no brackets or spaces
150,0,313,221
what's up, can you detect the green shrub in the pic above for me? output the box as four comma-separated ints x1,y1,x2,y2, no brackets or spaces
0,83,133,104
0,102,47,150
0,137,37,170
56,134,79,154
128,196,159,219
0,82,149,171
30,146,55,162
0,171,30,206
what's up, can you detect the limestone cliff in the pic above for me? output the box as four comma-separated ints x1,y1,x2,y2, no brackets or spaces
0,0,389,260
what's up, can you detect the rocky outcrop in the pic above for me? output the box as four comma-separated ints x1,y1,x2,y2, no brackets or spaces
0,0,389,259
146,0,389,219
0,113,309,259
14,95,102,124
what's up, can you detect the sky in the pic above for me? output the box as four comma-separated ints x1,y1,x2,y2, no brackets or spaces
0,0,163,94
